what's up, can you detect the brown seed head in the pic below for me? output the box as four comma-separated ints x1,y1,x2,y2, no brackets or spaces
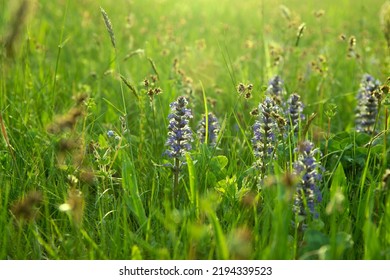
11,191,43,222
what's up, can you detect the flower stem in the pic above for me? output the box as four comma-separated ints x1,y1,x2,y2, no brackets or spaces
173,157,180,207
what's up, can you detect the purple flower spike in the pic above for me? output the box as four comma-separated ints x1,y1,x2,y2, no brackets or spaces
197,112,220,146
252,97,279,174
267,75,285,97
286,93,305,134
355,74,381,134
293,141,323,219
164,96,194,159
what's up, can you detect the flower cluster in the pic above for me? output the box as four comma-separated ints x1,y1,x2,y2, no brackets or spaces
286,93,305,134
196,112,220,146
355,74,381,133
266,75,285,104
293,141,323,219
164,96,194,159
252,97,279,174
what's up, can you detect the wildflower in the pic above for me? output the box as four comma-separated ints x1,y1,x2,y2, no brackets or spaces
107,130,115,137
164,96,194,204
286,93,305,134
266,75,285,104
196,112,220,146
252,97,279,176
293,141,323,219
355,74,381,133
164,96,193,159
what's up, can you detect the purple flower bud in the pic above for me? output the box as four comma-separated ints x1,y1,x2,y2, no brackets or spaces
107,130,115,137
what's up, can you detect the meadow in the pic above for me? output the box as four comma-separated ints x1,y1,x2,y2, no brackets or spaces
0,0,389,260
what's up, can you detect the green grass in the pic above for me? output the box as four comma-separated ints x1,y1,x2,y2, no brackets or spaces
0,0,389,260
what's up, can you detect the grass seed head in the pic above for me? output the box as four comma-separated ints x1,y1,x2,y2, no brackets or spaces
59,188,85,226
11,190,43,223
100,7,116,49
79,170,96,186
228,227,253,259
314,9,325,18
48,108,84,134
250,108,259,117
381,169,390,191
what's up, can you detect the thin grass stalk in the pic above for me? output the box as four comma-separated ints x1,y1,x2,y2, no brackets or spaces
52,0,69,112
384,108,388,170
357,101,383,226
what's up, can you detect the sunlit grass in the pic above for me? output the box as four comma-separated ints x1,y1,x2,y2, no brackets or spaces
0,0,389,260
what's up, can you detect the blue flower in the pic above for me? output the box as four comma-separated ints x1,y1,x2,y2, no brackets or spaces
252,97,279,174
107,130,115,138
164,96,194,158
355,74,381,133
286,93,305,134
293,141,323,219
196,112,220,146
266,75,285,104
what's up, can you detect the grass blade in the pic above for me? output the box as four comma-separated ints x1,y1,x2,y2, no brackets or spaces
122,154,147,228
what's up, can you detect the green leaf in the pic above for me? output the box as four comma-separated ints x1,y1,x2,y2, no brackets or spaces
131,245,143,260
336,232,354,250
210,155,228,170
300,229,329,259
370,144,384,155
186,153,198,215
98,134,109,149
216,175,237,199
355,133,371,146
201,201,229,260
122,154,147,227
331,162,347,187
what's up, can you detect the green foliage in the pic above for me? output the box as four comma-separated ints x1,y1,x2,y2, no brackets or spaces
0,0,389,260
